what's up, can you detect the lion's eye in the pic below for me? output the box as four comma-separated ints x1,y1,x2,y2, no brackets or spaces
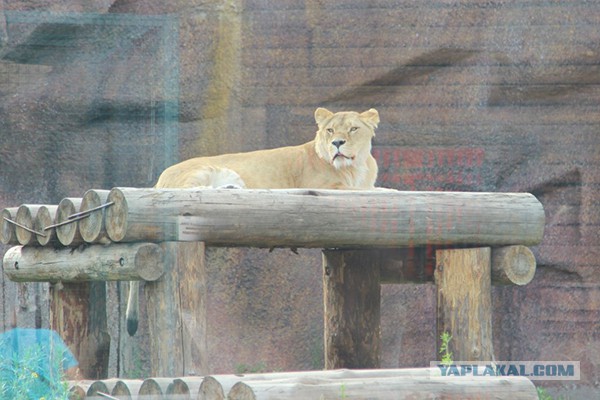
349,127,359,133
326,128,334,134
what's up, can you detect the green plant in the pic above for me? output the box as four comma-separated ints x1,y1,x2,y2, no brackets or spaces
536,386,568,400
340,382,347,399
439,332,453,366
235,361,268,374
0,344,70,400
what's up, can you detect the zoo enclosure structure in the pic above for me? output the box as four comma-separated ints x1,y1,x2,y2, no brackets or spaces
2,188,544,379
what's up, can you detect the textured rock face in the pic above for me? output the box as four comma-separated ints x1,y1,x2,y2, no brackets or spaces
0,1,598,395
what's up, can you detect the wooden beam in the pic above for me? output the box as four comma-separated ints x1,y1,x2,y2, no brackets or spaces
33,205,58,246
144,241,208,377
50,281,110,380
380,245,536,286
0,207,19,245
56,198,84,247
435,247,494,361
104,187,545,248
3,243,164,282
15,204,44,246
492,245,536,285
226,375,538,400
79,189,111,244
322,249,381,369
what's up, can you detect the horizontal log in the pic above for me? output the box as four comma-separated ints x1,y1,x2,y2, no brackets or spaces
227,375,538,400
79,189,111,244
198,376,226,399
87,378,119,397
380,246,536,286
105,188,545,249
68,381,93,400
111,379,143,397
56,198,83,247
3,242,164,282
34,205,58,246
68,369,537,399
0,207,19,245
209,368,443,394
15,205,44,246
492,245,536,285
139,377,176,396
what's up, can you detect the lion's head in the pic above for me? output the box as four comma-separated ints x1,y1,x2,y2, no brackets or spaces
314,108,380,169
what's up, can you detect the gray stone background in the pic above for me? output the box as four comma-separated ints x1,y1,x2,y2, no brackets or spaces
0,1,598,398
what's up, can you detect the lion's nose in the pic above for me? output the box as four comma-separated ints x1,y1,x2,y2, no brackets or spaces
332,140,346,149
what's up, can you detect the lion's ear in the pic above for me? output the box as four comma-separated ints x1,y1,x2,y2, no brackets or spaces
360,108,380,129
315,107,334,127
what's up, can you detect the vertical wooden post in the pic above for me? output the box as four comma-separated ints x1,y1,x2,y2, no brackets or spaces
50,282,110,379
322,250,381,369
435,247,494,361
144,241,208,376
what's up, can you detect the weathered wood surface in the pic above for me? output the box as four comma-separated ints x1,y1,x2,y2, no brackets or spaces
110,379,143,398
79,189,111,244
104,187,545,248
50,281,110,380
491,245,536,285
33,205,58,246
0,207,19,245
211,368,443,395
139,377,176,396
145,241,208,377
15,204,44,245
56,198,83,246
87,378,119,397
226,375,538,400
435,247,494,361
323,250,381,369
198,376,226,400
69,369,537,399
3,243,165,282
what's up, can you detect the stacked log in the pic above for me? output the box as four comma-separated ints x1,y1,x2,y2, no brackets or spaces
1,189,539,284
103,187,545,247
3,242,165,282
56,198,84,246
0,207,18,245
67,369,539,399
33,205,58,246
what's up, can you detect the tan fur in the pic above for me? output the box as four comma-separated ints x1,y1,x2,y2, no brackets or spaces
155,108,380,190
126,108,380,336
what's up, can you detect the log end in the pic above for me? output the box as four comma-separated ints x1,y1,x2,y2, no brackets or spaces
492,246,536,286
1,208,18,245
56,198,83,246
134,243,165,281
199,376,225,400
15,205,35,245
105,188,128,242
80,190,110,243
228,382,256,400
35,205,57,246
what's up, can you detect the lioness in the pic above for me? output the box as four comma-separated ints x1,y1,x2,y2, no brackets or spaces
126,107,381,335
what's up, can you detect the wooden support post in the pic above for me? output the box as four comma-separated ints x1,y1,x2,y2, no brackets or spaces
435,247,494,361
144,241,208,377
322,250,381,369
50,281,110,379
